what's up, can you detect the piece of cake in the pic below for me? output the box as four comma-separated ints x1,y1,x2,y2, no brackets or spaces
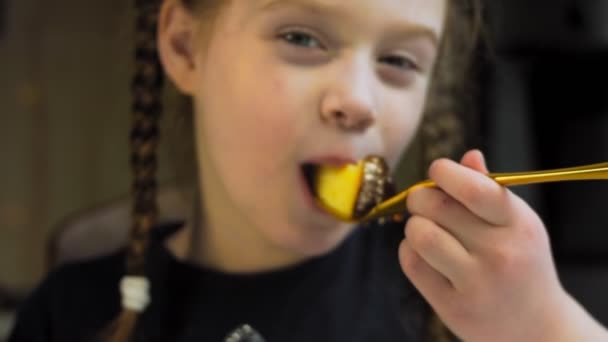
313,156,395,220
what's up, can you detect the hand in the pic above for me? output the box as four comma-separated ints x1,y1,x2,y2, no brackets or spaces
398,150,607,341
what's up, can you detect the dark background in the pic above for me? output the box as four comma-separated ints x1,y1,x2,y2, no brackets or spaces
480,0,608,327
481,0,608,263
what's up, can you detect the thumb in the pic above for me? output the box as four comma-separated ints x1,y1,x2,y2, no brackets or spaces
460,149,489,174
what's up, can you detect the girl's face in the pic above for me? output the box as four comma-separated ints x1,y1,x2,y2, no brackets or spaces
164,0,446,264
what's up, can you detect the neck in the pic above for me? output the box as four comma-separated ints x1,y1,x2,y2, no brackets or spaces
199,202,306,273
187,174,306,274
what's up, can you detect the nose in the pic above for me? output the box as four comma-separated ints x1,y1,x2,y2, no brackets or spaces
320,57,377,133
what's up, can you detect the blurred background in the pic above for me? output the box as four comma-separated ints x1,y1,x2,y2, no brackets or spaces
1,0,608,339
0,0,179,337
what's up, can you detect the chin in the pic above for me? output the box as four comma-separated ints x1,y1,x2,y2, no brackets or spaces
276,220,355,258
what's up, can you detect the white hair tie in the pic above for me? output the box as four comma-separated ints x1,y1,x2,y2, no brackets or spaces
120,276,150,312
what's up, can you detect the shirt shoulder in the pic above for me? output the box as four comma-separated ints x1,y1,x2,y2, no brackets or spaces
9,250,126,342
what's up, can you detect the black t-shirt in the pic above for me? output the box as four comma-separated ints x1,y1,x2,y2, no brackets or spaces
9,221,432,341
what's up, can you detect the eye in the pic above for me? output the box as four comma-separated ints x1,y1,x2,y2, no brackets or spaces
279,30,324,50
379,55,419,71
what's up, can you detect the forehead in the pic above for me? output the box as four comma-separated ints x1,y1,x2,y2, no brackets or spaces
254,0,447,37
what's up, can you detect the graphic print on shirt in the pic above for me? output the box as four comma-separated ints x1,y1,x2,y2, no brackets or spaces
224,324,266,342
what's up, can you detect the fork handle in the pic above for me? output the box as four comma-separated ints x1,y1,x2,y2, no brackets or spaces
490,162,608,186
363,162,608,221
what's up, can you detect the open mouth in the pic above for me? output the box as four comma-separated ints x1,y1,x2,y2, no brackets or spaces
301,163,319,198
299,157,397,221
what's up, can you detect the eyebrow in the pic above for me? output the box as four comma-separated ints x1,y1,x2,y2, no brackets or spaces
259,0,348,18
385,24,439,48
258,0,439,47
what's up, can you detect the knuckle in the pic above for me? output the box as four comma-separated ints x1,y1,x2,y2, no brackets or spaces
400,245,424,274
405,189,421,213
430,190,454,214
408,218,441,252
519,222,541,244
490,244,523,274
518,214,547,244
461,181,488,207
446,296,476,323
404,217,417,240
428,158,449,180
456,263,481,294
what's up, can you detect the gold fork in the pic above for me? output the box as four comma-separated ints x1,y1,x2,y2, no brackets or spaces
360,161,608,222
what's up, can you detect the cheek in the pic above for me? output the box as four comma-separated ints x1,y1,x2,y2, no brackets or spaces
256,79,298,140
198,55,299,176
236,77,299,159
381,90,427,166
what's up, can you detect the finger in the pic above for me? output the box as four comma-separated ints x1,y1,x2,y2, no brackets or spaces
404,216,474,289
399,238,453,306
460,149,488,174
406,186,489,250
428,158,514,226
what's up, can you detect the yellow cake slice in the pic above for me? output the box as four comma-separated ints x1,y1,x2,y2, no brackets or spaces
313,161,364,220
313,156,395,222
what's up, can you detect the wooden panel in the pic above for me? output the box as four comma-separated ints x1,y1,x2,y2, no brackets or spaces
0,0,172,291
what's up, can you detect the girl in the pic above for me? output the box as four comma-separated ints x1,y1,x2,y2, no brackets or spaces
9,0,608,341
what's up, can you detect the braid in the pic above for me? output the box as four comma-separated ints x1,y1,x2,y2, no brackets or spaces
106,1,164,341
420,0,482,169
420,1,484,341
128,0,163,277
420,111,465,169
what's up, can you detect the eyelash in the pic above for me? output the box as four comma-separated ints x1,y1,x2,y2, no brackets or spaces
279,30,325,50
378,55,419,71
278,30,420,73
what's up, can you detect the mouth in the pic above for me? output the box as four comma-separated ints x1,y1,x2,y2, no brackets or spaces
301,163,319,198
300,158,356,199
299,156,396,221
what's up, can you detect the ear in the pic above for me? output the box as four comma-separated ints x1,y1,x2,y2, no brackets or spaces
158,0,199,95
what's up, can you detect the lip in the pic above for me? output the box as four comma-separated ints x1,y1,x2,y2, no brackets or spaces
302,155,357,167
